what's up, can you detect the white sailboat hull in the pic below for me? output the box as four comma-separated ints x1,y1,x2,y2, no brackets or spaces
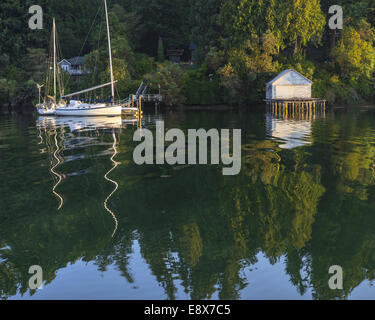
38,107,56,115
56,104,122,116
36,102,67,115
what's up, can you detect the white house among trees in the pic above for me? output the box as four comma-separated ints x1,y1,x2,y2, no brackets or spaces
266,69,312,100
58,57,86,76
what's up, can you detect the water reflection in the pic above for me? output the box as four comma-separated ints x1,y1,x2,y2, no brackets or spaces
51,129,64,210
266,113,312,149
104,131,120,237
266,106,326,149
36,116,128,224
1,108,375,300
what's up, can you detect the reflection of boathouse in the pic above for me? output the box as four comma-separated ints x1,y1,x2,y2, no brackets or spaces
265,91,326,149
266,113,312,149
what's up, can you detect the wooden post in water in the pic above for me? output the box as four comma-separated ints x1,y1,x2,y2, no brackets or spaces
313,101,315,119
292,102,295,119
308,102,311,120
298,102,301,119
266,98,325,120
138,95,142,118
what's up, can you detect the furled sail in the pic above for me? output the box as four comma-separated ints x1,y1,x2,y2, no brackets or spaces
61,81,118,99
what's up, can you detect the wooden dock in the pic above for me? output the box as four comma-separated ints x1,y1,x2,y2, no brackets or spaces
120,81,163,115
142,94,163,103
265,98,326,120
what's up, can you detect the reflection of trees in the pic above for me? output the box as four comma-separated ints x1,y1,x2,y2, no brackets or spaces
283,113,375,299
109,134,325,299
177,223,203,268
0,120,127,299
1,111,375,300
95,233,134,283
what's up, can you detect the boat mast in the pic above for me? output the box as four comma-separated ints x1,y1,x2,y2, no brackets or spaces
104,0,115,103
53,17,56,102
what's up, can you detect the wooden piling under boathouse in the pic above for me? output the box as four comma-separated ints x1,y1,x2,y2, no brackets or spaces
265,98,326,120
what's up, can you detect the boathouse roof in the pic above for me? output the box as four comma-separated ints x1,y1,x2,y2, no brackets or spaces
267,69,312,86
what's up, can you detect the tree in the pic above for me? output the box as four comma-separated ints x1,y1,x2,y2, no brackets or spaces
112,4,145,51
219,32,280,103
157,37,165,62
219,0,325,54
189,0,223,63
281,0,326,53
332,23,375,78
23,48,47,82
219,0,279,46
130,0,190,55
146,62,186,105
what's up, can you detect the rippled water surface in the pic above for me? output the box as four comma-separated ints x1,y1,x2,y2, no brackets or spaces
1,106,375,300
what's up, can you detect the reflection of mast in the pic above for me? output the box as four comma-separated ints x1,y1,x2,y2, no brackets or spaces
51,130,64,210
37,127,44,145
104,131,119,237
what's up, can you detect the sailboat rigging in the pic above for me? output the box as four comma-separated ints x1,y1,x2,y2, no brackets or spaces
36,18,65,115
56,0,122,116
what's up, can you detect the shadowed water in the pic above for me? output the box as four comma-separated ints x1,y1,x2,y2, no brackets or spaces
1,106,375,300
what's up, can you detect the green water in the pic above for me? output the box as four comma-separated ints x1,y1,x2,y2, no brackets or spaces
1,106,375,300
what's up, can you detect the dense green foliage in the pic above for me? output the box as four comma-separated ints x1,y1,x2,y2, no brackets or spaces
0,0,375,108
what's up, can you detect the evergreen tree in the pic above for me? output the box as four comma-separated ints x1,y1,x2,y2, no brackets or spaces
157,36,165,62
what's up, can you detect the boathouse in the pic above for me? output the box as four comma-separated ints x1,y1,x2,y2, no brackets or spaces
266,69,312,100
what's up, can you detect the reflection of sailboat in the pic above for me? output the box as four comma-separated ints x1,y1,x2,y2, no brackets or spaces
36,119,65,208
104,131,120,237
38,116,122,131
36,116,121,229
51,130,65,210
55,116,123,132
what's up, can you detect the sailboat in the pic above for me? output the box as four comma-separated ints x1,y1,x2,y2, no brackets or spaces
36,18,65,115
56,0,122,116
